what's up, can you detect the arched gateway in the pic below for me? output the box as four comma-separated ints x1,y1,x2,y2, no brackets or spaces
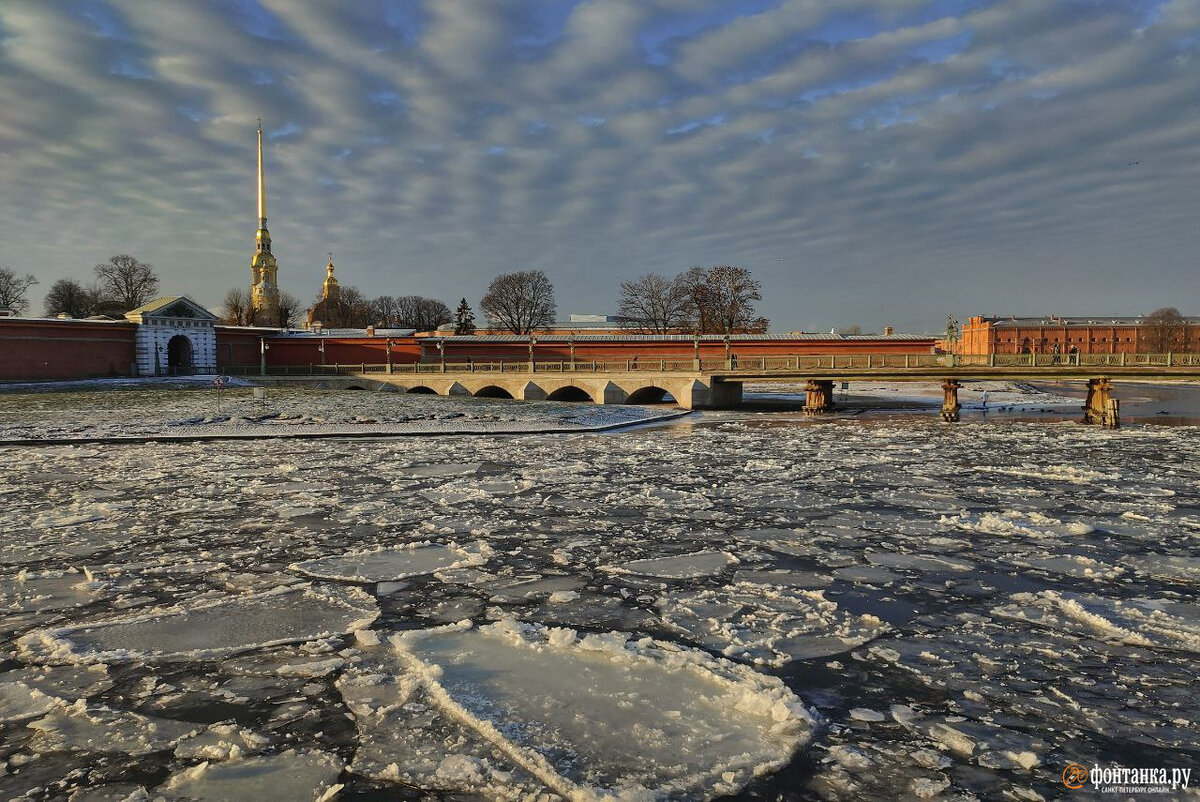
125,296,217,376
166,335,193,374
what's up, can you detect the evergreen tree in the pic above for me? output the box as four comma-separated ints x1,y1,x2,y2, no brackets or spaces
454,297,477,335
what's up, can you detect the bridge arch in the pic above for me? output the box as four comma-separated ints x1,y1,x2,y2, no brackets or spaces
547,385,594,403
625,385,675,405
474,385,515,399
407,385,437,394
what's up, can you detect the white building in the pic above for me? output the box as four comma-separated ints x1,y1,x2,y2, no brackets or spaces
125,296,217,376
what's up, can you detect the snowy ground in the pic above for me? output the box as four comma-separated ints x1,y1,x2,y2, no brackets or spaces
1,388,1199,800
0,385,683,442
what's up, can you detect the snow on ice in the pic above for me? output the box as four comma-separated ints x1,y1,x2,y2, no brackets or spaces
387,618,814,799
18,585,379,663
2,385,1200,799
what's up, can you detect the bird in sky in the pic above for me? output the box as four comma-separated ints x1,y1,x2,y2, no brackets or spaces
1128,160,1140,165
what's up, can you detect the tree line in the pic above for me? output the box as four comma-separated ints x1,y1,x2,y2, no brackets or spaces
0,255,161,318
4,256,770,337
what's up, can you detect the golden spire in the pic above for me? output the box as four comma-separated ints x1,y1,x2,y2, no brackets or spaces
256,117,267,228
250,117,280,320
322,252,339,301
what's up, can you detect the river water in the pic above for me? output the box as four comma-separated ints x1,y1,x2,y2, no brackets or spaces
1,382,1197,800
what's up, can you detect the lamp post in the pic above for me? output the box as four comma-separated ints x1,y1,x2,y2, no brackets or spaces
528,335,537,372
437,339,445,373
259,338,269,376
386,339,393,374
568,334,576,369
693,333,701,370
723,333,731,368
318,338,326,366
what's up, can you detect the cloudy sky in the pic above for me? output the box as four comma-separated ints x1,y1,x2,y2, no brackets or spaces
1,1,1197,332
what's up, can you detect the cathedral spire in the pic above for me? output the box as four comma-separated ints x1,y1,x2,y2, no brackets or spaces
249,117,280,322
257,117,267,228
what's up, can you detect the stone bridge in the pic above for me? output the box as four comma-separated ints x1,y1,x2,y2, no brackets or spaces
242,352,1200,429
276,371,742,410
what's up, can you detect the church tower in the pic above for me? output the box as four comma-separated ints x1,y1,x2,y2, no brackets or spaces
249,119,280,322
305,254,341,330
320,254,340,305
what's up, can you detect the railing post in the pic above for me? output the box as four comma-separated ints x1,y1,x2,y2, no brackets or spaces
1167,352,1173,367
867,354,872,369
988,353,995,367
904,354,909,369
1120,352,1126,367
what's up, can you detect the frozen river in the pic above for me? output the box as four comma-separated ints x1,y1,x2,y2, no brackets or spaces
1,383,1198,800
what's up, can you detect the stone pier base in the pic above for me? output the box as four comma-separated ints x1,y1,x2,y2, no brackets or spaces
803,380,835,415
941,379,962,422
1082,378,1120,428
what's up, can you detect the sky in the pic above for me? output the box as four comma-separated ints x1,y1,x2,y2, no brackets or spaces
0,0,1197,333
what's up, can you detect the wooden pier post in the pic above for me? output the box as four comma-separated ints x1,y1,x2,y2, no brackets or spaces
1082,378,1120,428
940,379,962,422
803,380,835,415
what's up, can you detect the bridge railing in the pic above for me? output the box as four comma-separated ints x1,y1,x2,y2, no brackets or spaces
216,352,1200,376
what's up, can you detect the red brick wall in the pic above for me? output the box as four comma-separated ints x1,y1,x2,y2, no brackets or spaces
0,319,137,380
958,319,1198,355
1,321,939,380
216,330,425,369
419,337,936,364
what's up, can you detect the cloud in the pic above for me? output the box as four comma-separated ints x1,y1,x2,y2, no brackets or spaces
0,0,1197,331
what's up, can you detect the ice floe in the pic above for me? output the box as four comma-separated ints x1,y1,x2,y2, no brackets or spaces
18,584,378,662
27,700,200,754
289,541,492,582
658,584,889,665
161,750,344,801
384,618,814,800
604,549,737,579
993,590,1200,653
4,387,1200,799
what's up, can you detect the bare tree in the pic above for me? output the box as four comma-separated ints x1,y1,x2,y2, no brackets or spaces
93,255,158,312
85,281,125,317
371,295,400,327
617,273,693,334
276,292,301,329
1144,307,1188,352
0,268,37,315
328,286,373,328
836,325,863,336
704,265,765,334
43,278,93,318
413,297,452,331
454,298,477,335
480,270,556,335
677,265,767,334
221,287,250,325
678,266,714,333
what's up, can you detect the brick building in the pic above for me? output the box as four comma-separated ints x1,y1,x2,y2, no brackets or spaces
958,315,1200,356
